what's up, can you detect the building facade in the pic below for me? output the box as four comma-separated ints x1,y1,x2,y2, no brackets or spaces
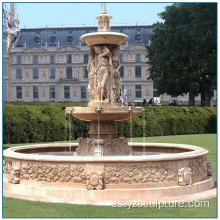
3,4,216,104
3,3,155,103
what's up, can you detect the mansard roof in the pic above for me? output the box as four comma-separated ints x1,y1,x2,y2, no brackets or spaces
14,23,153,48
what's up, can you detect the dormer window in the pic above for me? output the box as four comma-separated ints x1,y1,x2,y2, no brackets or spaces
67,36,73,42
34,36,40,43
135,34,141,41
51,36,56,43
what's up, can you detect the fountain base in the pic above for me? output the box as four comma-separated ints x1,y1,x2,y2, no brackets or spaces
76,137,130,156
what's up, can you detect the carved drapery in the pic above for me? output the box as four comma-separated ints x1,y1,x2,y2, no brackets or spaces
87,45,121,103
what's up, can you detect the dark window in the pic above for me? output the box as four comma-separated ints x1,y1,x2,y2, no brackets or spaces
49,85,55,99
51,36,56,43
33,55,38,64
83,67,88,78
84,54,89,63
81,85,87,99
33,67,39,79
119,53,124,63
135,34,141,41
135,66,142,78
33,86,39,99
119,66,124,78
67,36,73,42
136,54,141,62
66,67,72,79
67,54,72,63
50,55,55,64
50,67,56,79
135,85,142,98
17,56,21,64
34,36,40,43
16,68,22,79
64,86,70,99
16,86,22,99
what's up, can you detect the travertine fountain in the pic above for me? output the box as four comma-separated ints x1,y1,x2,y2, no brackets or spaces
3,5,215,205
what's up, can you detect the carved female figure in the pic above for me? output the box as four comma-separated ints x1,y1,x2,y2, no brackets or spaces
94,45,110,101
87,48,96,100
110,47,121,103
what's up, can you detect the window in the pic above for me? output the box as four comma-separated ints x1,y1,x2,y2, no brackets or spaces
34,36,40,44
50,55,55,64
135,34,141,41
135,85,142,98
67,36,73,43
66,67,72,79
33,67,39,79
135,66,142,78
83,67,88,78
50,67,56,79
64,86,70,99
119,66,124,78
81,85,87,99
119,53,124,63
84,54,89,63
17,56,21,64
33,55,38,64
49,85,55,99
67,54,72,64
120,84,125,96
33,86,39,99
136,54,141,62
16,68,22,79
16,86,22,99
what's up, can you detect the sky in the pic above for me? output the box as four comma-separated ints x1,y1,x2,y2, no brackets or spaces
6,3,172,29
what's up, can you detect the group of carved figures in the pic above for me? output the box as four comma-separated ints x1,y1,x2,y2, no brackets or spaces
87,45,121,103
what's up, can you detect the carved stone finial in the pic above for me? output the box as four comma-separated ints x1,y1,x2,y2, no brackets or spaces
178,167,192,186
96,3,112,32
86,171,103,190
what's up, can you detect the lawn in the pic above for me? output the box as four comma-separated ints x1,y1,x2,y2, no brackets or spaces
3,134,217,217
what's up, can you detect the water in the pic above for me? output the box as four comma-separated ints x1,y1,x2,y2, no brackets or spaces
69,114,72,155
142,110,146,153
129,111,132,154
34,151,168,157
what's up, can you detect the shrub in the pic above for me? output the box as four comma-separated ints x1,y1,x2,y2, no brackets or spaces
3,103,216,144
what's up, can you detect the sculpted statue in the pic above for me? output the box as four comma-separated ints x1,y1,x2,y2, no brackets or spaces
94,45,110,101
110,47,121,103
87,48,96,100
87,44,122,103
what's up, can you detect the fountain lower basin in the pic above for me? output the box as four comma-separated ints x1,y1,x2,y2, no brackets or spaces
3,142,214,205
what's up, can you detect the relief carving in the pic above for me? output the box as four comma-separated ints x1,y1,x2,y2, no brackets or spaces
20,162,86,183
3,159,20,184
207,160,212,177
178,167,192,186
104,162,177,184
189,157,208,180
86,171,103,190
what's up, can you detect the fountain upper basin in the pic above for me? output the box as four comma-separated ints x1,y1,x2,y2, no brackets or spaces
65,106,144,121
80,32,128,46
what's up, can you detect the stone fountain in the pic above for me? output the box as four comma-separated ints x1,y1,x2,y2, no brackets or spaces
65,4,142,156
3,5,215,205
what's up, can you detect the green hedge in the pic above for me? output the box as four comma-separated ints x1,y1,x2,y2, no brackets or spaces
3,102,216,144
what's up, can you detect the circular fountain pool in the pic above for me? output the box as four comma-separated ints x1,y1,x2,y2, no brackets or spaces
3,142,214,205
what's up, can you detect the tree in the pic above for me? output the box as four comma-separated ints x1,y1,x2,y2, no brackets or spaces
147,3,216,106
